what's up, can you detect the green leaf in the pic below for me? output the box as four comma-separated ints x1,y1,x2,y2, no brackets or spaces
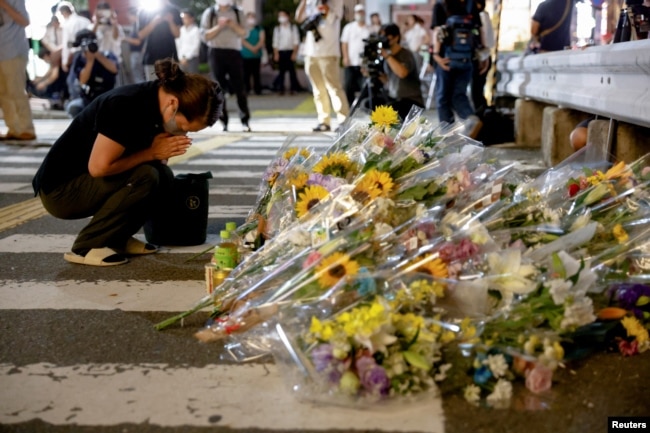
551,252,566,279
402,350,432,371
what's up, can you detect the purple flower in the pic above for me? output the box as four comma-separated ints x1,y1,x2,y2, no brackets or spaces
608,283,650,319
307,173,346,192
262,158,288,182
311,344,347,383
355,356,390,395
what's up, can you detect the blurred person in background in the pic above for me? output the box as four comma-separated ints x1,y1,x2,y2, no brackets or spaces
529,0,573,53
296,0,349,132
176,9,201,73
27,46,68,108
91,2,125,85
65,29,118,118
340,4,369,106
241,11,265,95
272,9,302,95
124,7,144,84
200,0,251,132
471,0,494,117
40,13,63,68
57,1,91,75
369,12,382,35
138,0,181,81
403,14,430,70
0,0,36,141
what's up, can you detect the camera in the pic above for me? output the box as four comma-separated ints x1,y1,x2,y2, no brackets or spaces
300,12,324,42
614,0,650,42
80,38,99,53
361,34,387,76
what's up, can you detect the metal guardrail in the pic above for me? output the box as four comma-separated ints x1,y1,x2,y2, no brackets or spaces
496,39,650,129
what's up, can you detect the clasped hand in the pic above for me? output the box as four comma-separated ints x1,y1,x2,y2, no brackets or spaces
151,133,192,161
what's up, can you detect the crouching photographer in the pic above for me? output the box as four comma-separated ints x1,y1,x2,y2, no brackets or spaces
356,24,423,120
65,29,119,118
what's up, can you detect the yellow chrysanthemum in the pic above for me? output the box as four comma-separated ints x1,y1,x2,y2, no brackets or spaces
312,152,356,178
295,185,329,218
356,169,394,198
370,105,400,128
289,172,309,190
334,298,391,338
621,316,649,344
309,316,334,341
415,256,449,279
314,252,360,289
612,223,629,244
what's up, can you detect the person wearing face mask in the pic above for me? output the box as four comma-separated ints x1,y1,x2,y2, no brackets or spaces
176,9,201,74
374,24,424,120
340,4,370,106
296,0,349,132
32,58,224,267
241,12,266,96
200,0,251,132
272,9,302,95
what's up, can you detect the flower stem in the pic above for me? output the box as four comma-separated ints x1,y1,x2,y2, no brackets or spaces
153,296,214,331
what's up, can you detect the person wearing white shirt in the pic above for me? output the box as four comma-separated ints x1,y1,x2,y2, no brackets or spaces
176,9,201,73
340,4,369,105
91,3,125,85
41,14,63,66
272,9,302,94
403,14,430,71
57,1,92,73
296,0,348,131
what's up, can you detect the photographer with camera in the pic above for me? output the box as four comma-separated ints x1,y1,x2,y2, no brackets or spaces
65,29,119,118
341,4,370,107
373,24,424,120
296,0,349,132
431,0,483,138
91,3,125,83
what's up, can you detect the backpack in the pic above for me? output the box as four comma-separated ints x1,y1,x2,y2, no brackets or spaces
207,5,241,27
443,0,476,69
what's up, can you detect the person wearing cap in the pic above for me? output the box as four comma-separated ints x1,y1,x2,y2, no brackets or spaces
340,4,370,106
0,0,36,141
64,29,119,117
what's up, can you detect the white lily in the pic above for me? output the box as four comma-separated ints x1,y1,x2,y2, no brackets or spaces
486,249,539,301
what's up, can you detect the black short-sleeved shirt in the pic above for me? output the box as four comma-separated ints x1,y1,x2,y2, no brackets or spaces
532,0,572,52
431,0,482,56
138,5,182,65
385,48,424,105
32,81,165,195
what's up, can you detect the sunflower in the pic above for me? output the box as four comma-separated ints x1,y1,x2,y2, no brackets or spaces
312,152,357,178
289,172,309,190
356,169,394,198
414,255,448,279
370,105,400,128
314,252,360,288
295,185,329,218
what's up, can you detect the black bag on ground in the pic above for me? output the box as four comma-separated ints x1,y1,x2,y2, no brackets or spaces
477,108,515,146
144,172,213,246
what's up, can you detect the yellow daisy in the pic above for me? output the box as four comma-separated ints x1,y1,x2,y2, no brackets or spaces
415,255,449,279
295,185,329,218
621,316,649,344
312,152,356,178
314,252,360,289
370,105,400,128
357,169,394,198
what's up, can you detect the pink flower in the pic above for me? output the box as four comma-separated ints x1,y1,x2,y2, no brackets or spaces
303,251,323,269
525,364,553,394
618,339,639,357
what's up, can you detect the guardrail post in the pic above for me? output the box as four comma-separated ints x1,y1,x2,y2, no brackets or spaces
514,98,547,147
614,122,650,163
541,107,592,167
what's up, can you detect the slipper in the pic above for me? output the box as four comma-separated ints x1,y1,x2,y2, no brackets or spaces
64,247,128,267
119,237,158,255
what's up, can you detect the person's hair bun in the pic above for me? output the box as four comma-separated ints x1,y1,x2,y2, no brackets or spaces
154,58,186,90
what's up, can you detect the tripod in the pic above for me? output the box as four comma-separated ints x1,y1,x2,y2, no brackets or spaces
348,72,389,119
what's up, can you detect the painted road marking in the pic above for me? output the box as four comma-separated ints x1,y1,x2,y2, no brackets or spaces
0,185,259,196
0,363,444,432
0,279,206,311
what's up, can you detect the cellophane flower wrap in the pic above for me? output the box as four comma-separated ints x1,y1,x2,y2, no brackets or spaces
153,104,650,409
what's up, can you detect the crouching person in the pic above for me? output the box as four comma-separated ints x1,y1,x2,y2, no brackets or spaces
32,58,224,266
